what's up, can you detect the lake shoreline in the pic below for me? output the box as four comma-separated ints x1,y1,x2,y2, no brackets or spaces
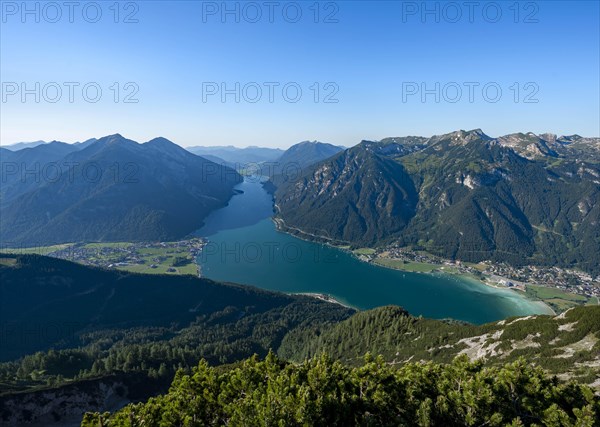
196,180,558,324
292,292,356,310
272,216,556,316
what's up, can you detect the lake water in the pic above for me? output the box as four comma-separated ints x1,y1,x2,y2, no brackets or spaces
195,179,553,324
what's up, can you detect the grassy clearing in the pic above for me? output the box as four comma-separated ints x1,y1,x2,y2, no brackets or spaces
586,297,599,306
373,258,439,273
2,241,201,277
0,257,17,266
526,285,587,302
439,266,461,274
83,242,133,249
532,224,564,237
353,248,376,255
525,284,590,313
544,298,582,313
464,262,488,272
82,242,200,276
116,261,197,276
0,244,73,255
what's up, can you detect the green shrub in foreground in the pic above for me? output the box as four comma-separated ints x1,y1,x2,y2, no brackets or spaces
82,353,599,427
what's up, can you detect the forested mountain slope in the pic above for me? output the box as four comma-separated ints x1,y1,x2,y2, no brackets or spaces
0,135,242,245
280,305,600,389
273,130,600,274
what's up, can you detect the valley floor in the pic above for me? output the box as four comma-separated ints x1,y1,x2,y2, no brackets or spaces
0,239,204,277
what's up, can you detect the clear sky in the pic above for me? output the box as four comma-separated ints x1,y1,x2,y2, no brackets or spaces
1,0,599,148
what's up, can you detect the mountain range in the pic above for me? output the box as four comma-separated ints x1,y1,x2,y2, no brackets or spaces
0,137,347,247
1,138,98,152
260,140,345,195
186,145,284,165
5,130,598,276
1,140,48,151
275,140,345,170
271,130,600,275
186,141,344,179
0,135,241,246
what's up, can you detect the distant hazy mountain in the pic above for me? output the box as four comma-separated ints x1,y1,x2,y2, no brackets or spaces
196,153,230,165
0,141,84,205
187,145,284,164
261,141,345,193
0,134,241,245
74,137,98,149
186,142,343,171
276,140,344,170
2,138,97,152
3,140,80,164
273,129,600,274
2,140,48,151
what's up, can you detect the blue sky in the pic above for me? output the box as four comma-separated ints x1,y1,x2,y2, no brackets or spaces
1,0,599,148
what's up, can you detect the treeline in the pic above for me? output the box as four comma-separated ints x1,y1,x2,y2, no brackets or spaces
2,288,598,396
82,352,600,426
0,302,352,393
280,305,600,384
278,306,467,364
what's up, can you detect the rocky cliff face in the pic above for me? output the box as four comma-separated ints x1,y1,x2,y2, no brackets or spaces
0,373,167,426
496,132,600,160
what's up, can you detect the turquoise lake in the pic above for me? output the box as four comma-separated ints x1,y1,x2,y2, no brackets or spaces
196,179,553,324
